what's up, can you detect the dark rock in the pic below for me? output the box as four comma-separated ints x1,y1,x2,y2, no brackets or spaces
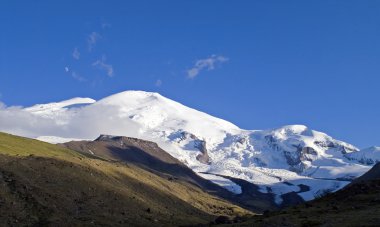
305,203,313,208
214,216,232,224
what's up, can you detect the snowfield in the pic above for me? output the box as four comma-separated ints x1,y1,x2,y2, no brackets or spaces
0,90,377,204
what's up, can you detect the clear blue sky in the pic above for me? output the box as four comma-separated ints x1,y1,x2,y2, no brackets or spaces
0,1,379,148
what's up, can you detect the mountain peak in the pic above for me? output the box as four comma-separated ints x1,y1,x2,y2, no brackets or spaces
24,97,96,115
2,90,378,205
282,124,308,131
274,124,309,134
98,90,163,103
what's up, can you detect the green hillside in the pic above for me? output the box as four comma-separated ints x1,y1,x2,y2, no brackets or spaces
0,132,251,226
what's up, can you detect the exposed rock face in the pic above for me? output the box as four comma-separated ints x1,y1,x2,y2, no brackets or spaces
265,136,320,173
348,157,376,165
264,134,361,174
301,147,318,161
195,140,211,164
302,146,317,155
174,131,211,165
314,140,357,154
265,135,281,152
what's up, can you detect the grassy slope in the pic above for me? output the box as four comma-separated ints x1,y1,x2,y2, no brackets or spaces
0,132,251,226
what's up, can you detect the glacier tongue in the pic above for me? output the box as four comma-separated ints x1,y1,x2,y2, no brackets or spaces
2,90,377,204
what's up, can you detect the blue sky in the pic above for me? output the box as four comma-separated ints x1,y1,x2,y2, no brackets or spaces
0,0,379,148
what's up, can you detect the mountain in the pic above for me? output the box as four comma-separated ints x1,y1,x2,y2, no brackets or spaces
345,146,380,165
61,135,279,212
0,132,250,226
62,134,239,196
229,163,380,226
0,90,377,206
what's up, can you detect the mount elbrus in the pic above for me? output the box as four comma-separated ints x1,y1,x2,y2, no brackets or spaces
1,90,379,207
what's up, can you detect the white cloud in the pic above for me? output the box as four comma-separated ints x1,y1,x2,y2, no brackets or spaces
87,32,101,52
0,106,60,138
187,55,229,79
71,71,86,82
65,67,85,82
72,48,80,60
0,104,140,139
101,22,111,29
155,79,162,87
92,55,114,77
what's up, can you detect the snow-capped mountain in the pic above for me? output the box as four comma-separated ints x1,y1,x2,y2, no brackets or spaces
345,146,380,165
0,91,377,204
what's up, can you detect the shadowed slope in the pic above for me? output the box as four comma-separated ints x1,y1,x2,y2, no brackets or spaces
62,135,277,212
353,162,380,183
62,135,234,193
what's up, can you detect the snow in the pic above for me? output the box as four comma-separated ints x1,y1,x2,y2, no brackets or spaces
296,178,349,201
36,136,89,144
25,97,96,114
345,146,380,165
0,90,378,203
198,173,242,194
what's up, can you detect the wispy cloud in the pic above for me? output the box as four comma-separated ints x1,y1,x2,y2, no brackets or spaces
72,48,80,60
87,32,101,52
64,66,85,82
187,55,229,79
92,55,114,77
155,79,162,87
71,71,86,82
101,22,111,29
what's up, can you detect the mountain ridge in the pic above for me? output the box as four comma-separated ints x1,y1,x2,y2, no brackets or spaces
0,90,378,205
61,134,279,212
